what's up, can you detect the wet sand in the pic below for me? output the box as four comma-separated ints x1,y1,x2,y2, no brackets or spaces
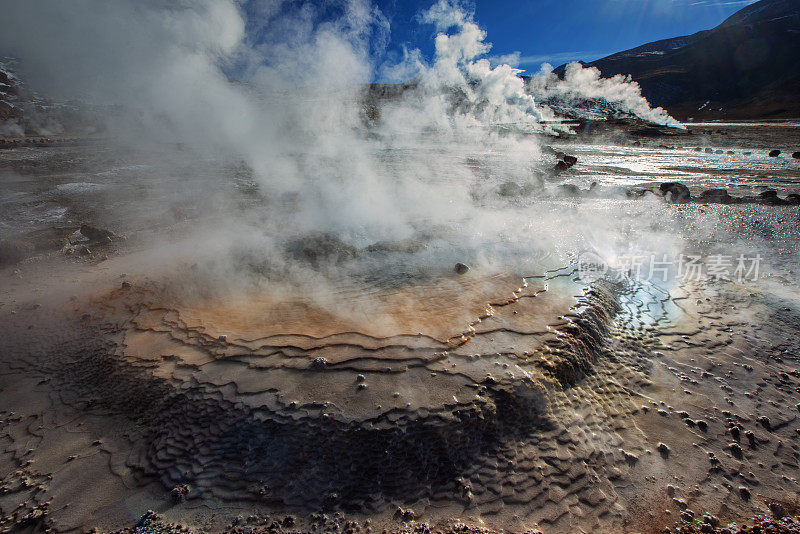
2,124,800,533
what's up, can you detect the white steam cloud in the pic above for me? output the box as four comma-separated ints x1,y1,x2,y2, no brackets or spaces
528,62,684,128
0,0,682,295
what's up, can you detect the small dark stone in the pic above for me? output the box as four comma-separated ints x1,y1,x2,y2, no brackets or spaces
738,486,750,500
696,420,708,431
170,486,186,504
792,151,800,159
562,155,577,167
757,416,771,430
121,281,132,289
312,357,328,370
730,442,743,458
768,149,781,157
454,262,469,274
657,442,671,458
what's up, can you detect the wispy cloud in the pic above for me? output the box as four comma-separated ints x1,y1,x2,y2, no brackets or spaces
488,51,607,69
686,0,754,6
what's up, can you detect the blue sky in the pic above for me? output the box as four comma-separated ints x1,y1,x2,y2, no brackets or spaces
372,0,758,73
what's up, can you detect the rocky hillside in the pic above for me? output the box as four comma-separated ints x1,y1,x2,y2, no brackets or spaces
0,58,100,138
555,0,800,120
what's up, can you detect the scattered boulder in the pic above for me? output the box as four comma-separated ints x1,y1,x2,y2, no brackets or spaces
768,149,781,157
792,151,800,159
170,484,190,503
659,182,691,203
554,154,577,171
697,189,732,204
768,502,787,519
696,420,708,432
758,190,784,205
757,415,771,430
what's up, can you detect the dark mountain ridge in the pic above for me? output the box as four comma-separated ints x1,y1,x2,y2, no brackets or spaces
555,0,800,120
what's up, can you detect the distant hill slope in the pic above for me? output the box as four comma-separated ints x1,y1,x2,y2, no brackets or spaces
554,0,800,120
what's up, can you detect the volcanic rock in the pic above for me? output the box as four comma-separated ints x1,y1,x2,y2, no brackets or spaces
768,150,781,157
697,189,732,204
454,263,470,274
758,190,783,205
660,182,691,203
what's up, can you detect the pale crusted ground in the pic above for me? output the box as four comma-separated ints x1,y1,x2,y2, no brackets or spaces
1,126,800,533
